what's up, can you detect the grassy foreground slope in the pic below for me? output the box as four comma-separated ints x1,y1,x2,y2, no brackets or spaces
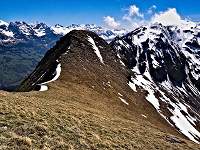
0,81,199,150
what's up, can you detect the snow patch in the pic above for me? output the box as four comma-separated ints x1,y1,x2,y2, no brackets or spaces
118,93,123,97
1,30,14,37
42,63,61,84
88,36,104,64
0,20,9,26
171,105,200,144
117,53,125,66
141,114,147,118
128,81,137,92
51,25,71,35
119,97,129,105
18,24,31,35
118,93,129,105
150,55,160,68
38,61,61,92
128,73,160,110
145,89,160,110
34,28,46,37
39,85,48,91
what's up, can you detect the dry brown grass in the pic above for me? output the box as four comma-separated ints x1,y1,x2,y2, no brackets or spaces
0,79,200,149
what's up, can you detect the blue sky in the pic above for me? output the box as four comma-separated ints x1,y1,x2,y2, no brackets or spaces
0,0,200,26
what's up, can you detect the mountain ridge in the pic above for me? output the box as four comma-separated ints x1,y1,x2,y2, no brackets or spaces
1,27,200,149
17,26,200,144
0,20,127,43
1,19,200,147
16,29,126,92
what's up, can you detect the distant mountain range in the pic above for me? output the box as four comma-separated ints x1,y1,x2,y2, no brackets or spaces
0,20,127,90
0,20,126,43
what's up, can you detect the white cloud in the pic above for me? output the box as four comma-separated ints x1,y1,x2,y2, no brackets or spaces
147,5,157,14
152,5,157,9
123,5,144,21
151,8,183,26
103,5,190,30
129,5,143,18
103,16,120,29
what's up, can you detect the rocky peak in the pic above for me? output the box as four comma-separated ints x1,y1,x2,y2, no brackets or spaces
17,30,123,92
0,20,9,27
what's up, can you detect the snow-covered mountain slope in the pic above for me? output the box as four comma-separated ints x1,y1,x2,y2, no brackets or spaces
110,22,200,143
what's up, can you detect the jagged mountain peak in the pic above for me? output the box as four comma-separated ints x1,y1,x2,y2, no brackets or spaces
54,24,63,27
0,19,9,26
32,22,48,28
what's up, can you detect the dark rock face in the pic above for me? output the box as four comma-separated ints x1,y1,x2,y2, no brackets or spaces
110,26,187,86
